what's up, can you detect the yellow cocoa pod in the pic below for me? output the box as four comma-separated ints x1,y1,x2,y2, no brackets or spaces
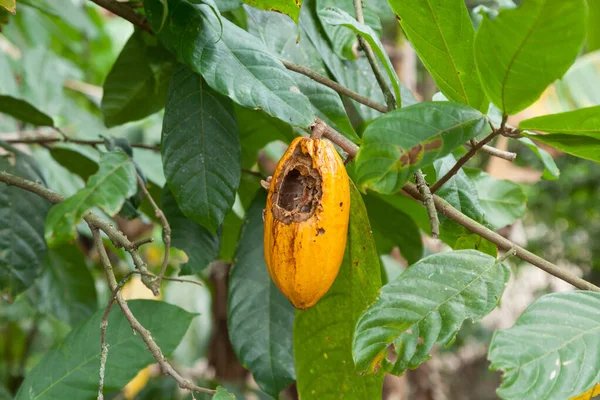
264,137,350,309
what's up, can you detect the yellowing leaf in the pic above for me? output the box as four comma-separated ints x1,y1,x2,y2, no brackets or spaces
123,366,151,399
571,384,600,400
0,0,15,14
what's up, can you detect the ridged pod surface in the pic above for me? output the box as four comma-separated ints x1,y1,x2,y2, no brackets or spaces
264,137,350,309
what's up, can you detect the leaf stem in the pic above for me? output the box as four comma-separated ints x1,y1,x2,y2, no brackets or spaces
353,0,396,111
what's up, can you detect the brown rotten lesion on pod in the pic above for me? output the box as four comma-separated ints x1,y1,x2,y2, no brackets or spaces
269,146,323,224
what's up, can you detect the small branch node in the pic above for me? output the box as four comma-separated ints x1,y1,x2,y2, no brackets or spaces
415,170,440,239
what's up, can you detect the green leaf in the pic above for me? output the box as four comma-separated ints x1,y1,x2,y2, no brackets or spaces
549,50,600,111
145,0,315,128
235,104,295,169
465,169,527,230
0,151,50,297
355,102,488,193
390,0,486,111
320,7,402,107
162,66,240,232
16,300,196,400
520,106,600,135
0,95,54,126
474,0,587,115
432,155,496,256
214,386,238,399
228,191,296,397
517,137,560,180
243,0,301,22
101,29,176,127
30,244,97,327
353,250,510,375
299,0,416,123
588,0,600,52
0,0,15,13
49,145,100,182
245,6,358,142
162,186,220,275
294,182,384,399
364,194,423,264
520,106,600,164
316,0,380,61
489,291,600,400
45,151,137,247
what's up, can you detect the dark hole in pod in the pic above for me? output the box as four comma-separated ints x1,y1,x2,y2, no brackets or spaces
273,152,323,224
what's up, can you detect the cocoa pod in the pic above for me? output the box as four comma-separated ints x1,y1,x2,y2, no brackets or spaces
264,137,350,309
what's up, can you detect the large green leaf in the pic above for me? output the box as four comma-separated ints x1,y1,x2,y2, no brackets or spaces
294,182,384,399
30,244,97,327
0,151,50,297
489,291,600,400
235,104,295,169
101,29,176,127
162,186,220,275
16,300,196,400
320,7,402,106
315,0,381,61
299,0,416,123
390,0,486,111
0,95,54,126
245,6,358,142
520,106,600,164
589,0,600,52
364,194,423,264
520,106,600,135
353,250,510,375
465,169,527,230
162,66,240,232
355,102,488,193
474,0,586,115
144,0,314,128
45,152,137,247
228,191,296,397
243,0,301,22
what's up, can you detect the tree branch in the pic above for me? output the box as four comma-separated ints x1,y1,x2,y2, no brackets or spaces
402,183,599,292
468,141,517,161
136,175,171,281
282,60,388,114
88,0,152,33
430,128,501,193
415,170,439,239
353,0,396,111
4,136,160,151
91,229,216,397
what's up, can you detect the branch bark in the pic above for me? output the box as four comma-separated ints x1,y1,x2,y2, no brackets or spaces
282,60,388,114
5,136,160,151
136,175,171,281
89,0,152,32
415,170,439,239
353,0,396,111
430,129,501,193
91,229,216,397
